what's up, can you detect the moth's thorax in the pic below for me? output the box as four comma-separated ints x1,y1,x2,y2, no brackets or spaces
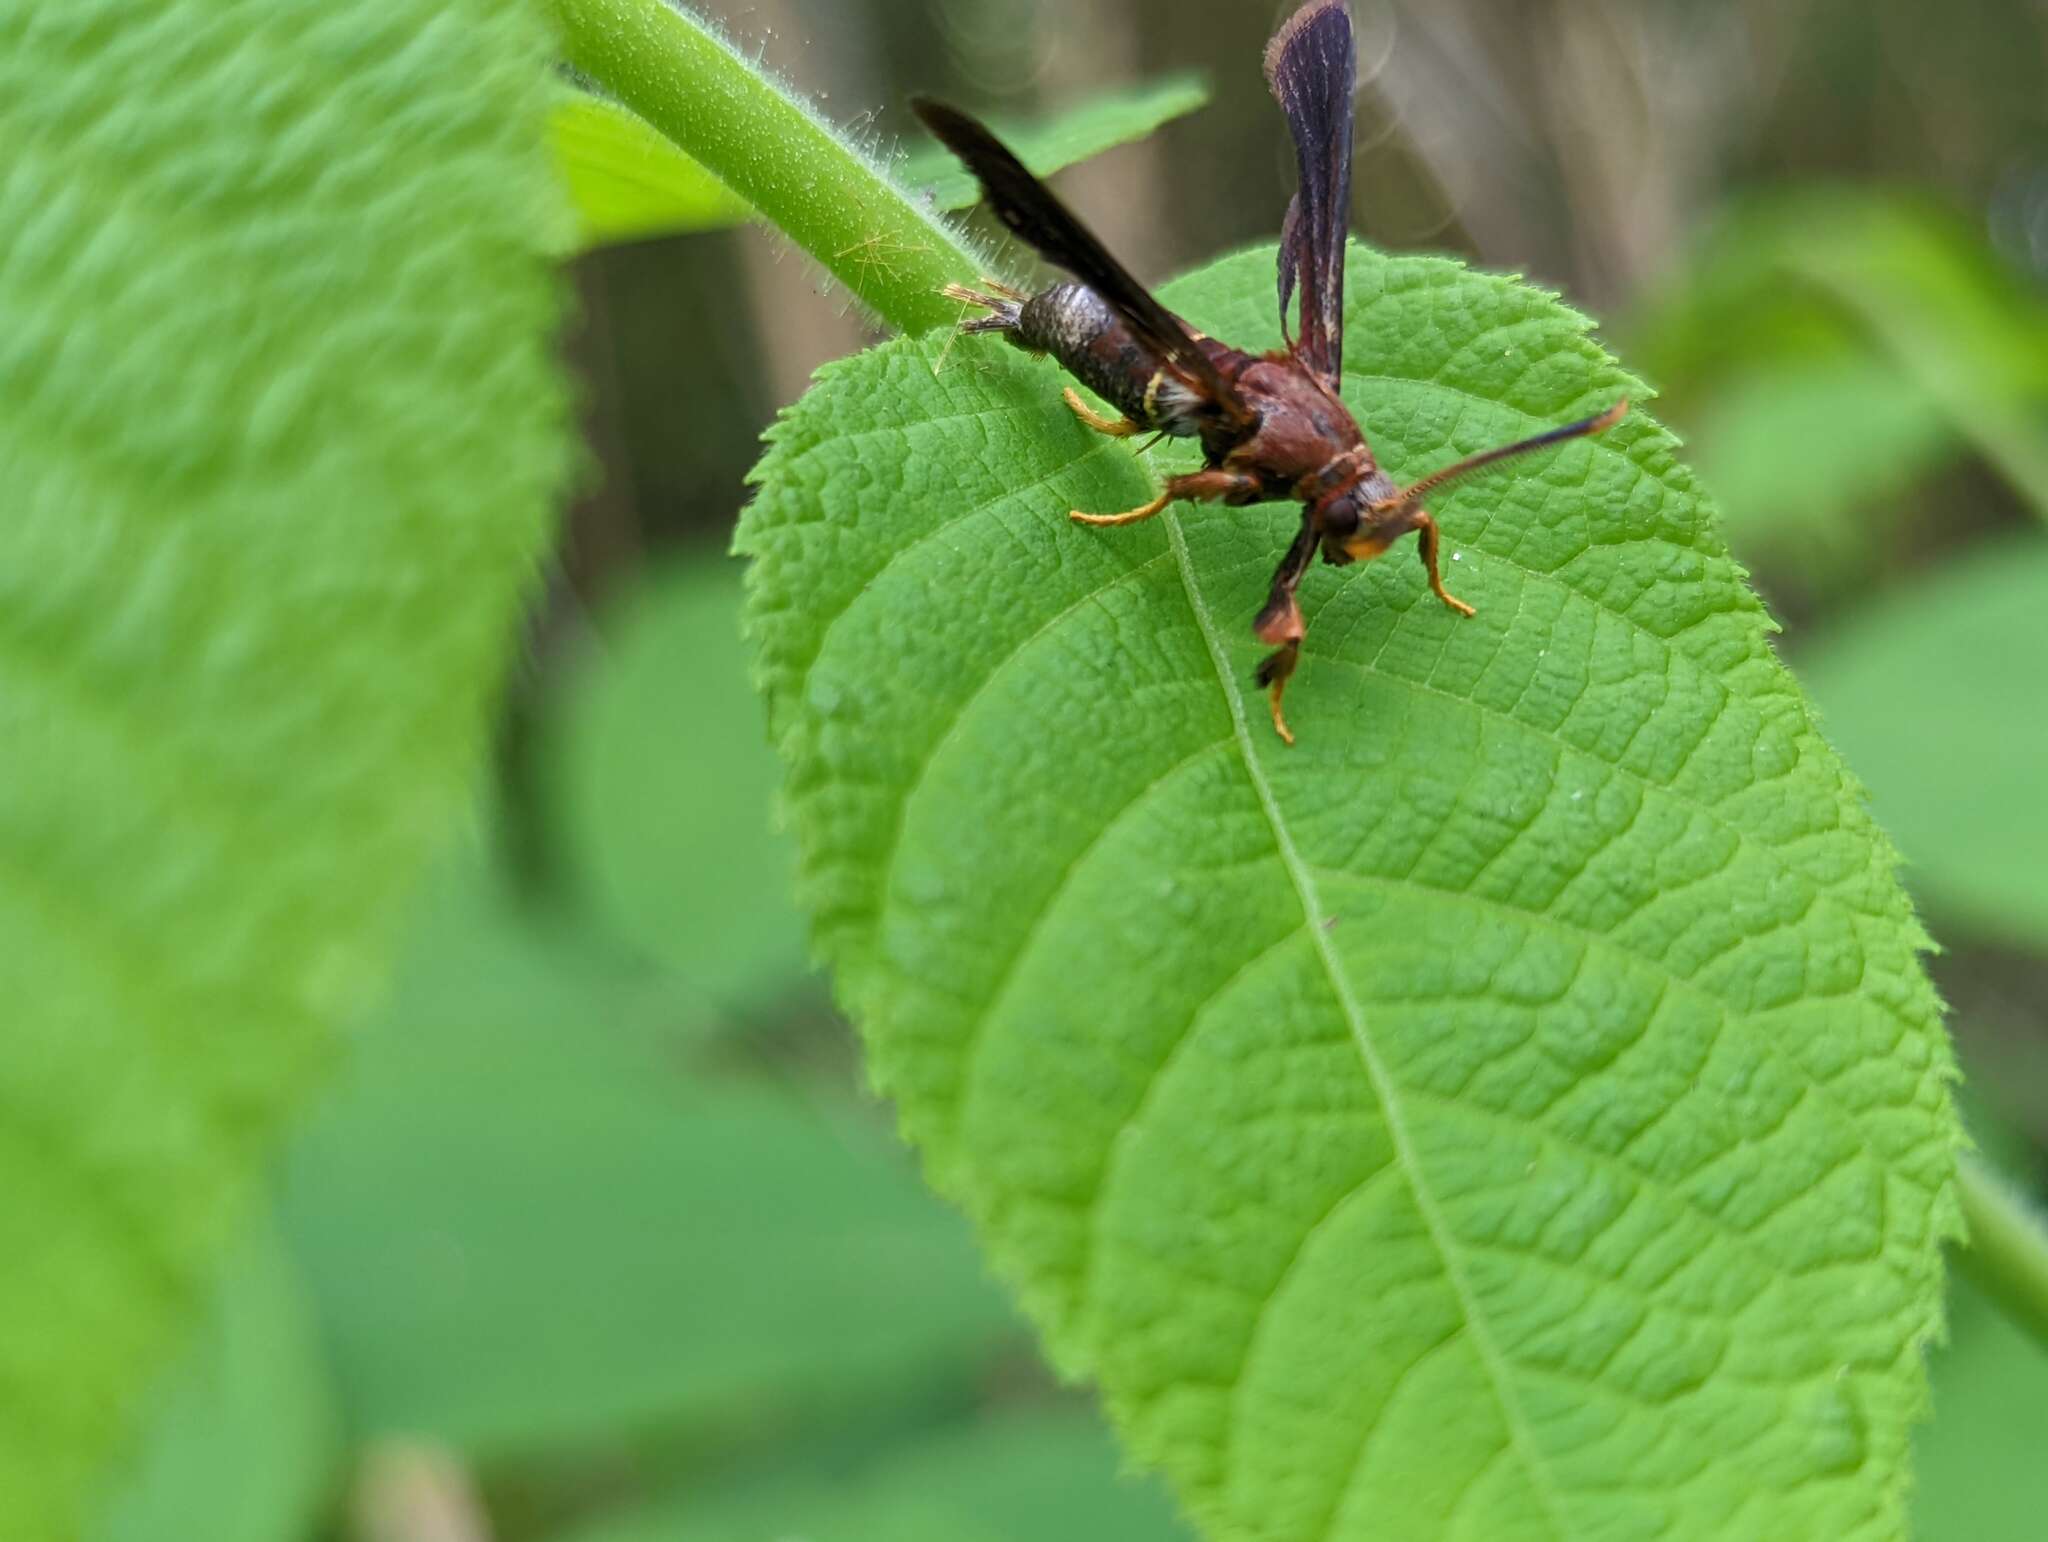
1227,355,1369,493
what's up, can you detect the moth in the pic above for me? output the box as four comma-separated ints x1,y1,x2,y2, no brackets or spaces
913,0,1625,743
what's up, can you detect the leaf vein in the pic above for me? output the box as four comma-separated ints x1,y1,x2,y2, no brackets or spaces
1162,508,1575,1541
948,733,1236,1155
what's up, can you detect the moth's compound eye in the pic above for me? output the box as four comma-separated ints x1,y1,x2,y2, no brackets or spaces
1317,491,1362,537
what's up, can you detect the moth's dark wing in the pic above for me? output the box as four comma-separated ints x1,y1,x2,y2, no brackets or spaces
1265,0,1355,390
911,97,1250,427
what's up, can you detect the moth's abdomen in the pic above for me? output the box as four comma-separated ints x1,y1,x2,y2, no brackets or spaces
1013,282,1199,437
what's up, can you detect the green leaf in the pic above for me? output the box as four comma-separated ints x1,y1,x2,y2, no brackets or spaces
0,0,571,1530
738,244,1960,1540
91,1226,336,1542
1797,531,2048,950
560,1409,1193,1542
538,557,808,1012
280,855,1018,1457
548,76,1208,252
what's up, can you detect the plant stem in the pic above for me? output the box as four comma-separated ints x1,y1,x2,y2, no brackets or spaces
1955,1151,2048,1349
540,0,981,332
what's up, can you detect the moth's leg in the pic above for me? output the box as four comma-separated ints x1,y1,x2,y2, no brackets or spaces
1407,509,1475,617
1062,387,1143,439
1069,468,1260,528
1411,511,1475,617
1068,488,1170,527
1252,518,1323,746
1254,644,1301,745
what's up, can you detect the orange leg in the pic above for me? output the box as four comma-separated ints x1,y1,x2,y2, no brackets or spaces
1255,643,1302,745
1069,489,1169,527
1069,468,1261,528
1412,511,1475,617
1062,387,1141,438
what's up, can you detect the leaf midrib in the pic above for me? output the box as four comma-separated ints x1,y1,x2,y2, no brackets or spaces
1159,506,1573,1540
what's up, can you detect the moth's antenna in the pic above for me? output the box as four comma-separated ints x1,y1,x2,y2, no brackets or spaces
1380,398,1627,512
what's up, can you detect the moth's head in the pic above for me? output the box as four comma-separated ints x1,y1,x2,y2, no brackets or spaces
1309,469,1400,564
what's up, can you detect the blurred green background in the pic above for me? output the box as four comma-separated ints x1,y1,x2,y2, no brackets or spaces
94,0,2047,1538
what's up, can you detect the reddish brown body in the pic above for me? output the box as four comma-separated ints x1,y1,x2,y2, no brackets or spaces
1006,281,1383,521
914,0,1625,743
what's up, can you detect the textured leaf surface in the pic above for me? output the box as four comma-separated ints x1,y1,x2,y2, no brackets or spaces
739,244,1959,1540
0,1,569,1530
281,857,1017,1456
1797,532,2048,949
549,76,1207,250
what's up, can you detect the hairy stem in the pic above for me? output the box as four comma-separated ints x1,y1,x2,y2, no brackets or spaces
1955,1152,2048,1349
540,0,981,331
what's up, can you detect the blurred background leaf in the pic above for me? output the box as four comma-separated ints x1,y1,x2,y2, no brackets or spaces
278,851,1018,1463
1912,1271,2048,1542
1670,360,1953,589
535,559,809,1019
1795,531,2048,951
561,1410,1192,1542
551,74,1209,250
3,0,572,1532
902,73,1209,211
1628,191,2048,597
98,830,1190,1541
549,89,753,248
1912,1098,2048,1542
93,1227,336,1542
